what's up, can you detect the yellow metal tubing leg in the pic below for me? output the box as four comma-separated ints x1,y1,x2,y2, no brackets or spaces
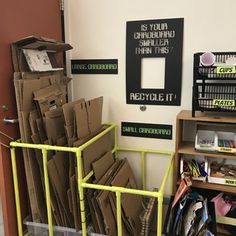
141,151,146,190
42,149,53,236
116,191,122,236
157,195,163,236
10,147,23,236
76,150,87,236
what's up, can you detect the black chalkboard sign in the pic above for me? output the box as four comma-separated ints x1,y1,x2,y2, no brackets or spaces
126,18,184,105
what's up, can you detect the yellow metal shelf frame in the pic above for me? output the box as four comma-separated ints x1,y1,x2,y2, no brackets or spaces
10,123,175,236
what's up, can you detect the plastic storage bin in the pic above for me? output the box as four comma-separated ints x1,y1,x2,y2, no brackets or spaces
180,155,208,181
24,220,106,236
195,130,217,152
25,220,81,236
207,158,236,186
217,131,236,154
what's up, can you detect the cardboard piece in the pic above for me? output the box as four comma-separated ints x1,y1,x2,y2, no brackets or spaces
111,160,143,236
97,190,117,236
70,175,81,231
93,160,126,234
63,99,86,146
108,193,130,236
80,129,114,176
29,110,40,137
74,102,90,139
73,96,103,141
36,118,47,143
44,107,65,145
33,84,66,116
20,111,47,223
47,152,73,227
67,189,73,215
63,99,85,128
86,96,103,134
92,151,114,181
87,160,123,234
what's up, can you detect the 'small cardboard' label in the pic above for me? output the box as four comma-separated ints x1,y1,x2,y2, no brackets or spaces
121,122,172,139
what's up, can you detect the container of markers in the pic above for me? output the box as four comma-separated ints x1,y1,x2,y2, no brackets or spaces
217,131,236,154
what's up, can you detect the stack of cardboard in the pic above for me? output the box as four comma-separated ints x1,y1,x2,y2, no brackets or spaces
87,150,146,236
12,36,73,225
12,36,148,235
11,36,107,230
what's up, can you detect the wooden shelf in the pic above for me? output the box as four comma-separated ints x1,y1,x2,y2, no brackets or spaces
191,180,236,194
174,110,236,195
178,141,236,160
177,110,236,124
177,179,236,194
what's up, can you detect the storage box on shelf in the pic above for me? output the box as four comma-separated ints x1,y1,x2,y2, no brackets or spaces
195,122,236,154
208,158,236,186
195,130,216,152
217,131,236,154
192,52,236,117
180,155,208,182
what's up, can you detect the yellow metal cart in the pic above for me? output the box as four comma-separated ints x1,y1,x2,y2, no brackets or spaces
10,123,174,236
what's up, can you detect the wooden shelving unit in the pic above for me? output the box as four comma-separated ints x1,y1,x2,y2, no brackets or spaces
174,110,236,193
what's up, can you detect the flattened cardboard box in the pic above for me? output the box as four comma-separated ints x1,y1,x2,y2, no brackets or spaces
80,128,115,176
94,159,126,235
88,159,123,234
12,36,72,224
111,159,143,236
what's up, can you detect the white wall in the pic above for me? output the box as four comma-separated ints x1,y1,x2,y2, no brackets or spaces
64,0,236,194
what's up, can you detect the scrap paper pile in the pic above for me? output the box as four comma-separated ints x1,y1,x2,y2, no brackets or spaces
166,177,216,236
210,160,236,178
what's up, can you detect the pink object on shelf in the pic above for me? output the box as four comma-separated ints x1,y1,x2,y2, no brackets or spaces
200,52,216,67
211,193,232,216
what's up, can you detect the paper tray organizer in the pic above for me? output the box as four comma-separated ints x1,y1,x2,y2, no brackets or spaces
192,52,236,117
10,124,174,236
195,130,236,154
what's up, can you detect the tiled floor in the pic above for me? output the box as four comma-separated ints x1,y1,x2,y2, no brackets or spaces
0,196,4,236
